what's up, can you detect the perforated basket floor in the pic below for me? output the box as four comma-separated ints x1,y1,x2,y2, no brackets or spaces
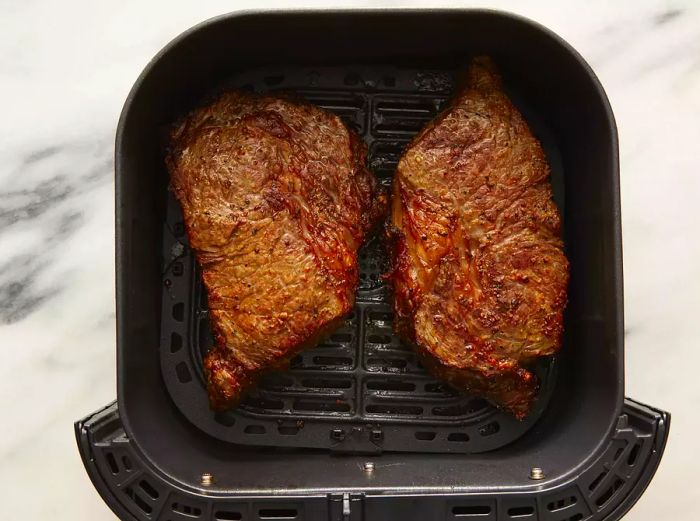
159,66,557,453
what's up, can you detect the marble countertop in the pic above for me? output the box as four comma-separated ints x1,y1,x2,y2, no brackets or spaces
0,1,697,519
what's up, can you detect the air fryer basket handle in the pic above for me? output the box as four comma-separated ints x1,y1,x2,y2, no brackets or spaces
75,398,669,521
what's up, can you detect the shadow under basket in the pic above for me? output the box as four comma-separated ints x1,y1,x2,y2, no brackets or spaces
77,8,670,521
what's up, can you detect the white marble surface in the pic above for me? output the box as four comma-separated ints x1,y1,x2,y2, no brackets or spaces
0,0,697,519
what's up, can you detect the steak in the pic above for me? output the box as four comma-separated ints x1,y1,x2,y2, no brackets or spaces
389,58,569,419
167,92,386,411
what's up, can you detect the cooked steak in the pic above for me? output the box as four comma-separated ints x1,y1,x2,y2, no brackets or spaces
167,92,386,411
389,58,569,419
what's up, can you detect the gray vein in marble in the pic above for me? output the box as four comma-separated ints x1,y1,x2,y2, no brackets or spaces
22,146,61,164
10,169,109,221
0,259,59,324
653,7,683,25
1,177,73,228
0,141,111,323
0,210,87,322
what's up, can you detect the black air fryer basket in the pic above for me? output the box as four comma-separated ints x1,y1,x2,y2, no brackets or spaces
77,9,670,521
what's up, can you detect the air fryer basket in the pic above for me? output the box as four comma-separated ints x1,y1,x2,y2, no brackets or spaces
77,9,670,521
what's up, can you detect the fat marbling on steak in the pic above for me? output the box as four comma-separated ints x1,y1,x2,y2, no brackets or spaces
389,58,569,419
167,92,386,411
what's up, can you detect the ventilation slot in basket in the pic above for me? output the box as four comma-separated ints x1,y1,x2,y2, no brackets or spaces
301,90,366,131
139,479,159,500
170,332,182,353
368,310,394,323
242,397,284,411
172,302,184,321
366,357,407,370
507,506,534,517
367,334,392,345
301,378,352,389
613,445,625,462
424,382,452,394
259,507,298,519
373,97,445,135
312,356,352,367
369,140,408,181
176,362,192,383
105,452,119,475
260,374,295,390
172,501,203,518
627,441,642,466
366,404,422,415
547,496,578,512
121,454,132,471
330,332,353,343
595,477,625,508
479,422,500,437
357,236,387,291
562,515,583,521
294,400,350,413
125,487,152,515
452,505,491,516
433,399,488,417
588,469,608,491
367,380,415,392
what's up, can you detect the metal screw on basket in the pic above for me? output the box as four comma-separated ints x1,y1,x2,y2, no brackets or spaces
363,462,375,473
529,467,545,480
200,472,214,486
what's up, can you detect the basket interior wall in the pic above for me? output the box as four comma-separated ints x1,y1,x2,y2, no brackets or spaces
117,11,622,492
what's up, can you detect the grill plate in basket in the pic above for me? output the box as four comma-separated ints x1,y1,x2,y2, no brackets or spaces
159,65,559,453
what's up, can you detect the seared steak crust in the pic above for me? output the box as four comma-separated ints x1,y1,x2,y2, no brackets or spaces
167,92,386,410
389,58,569,418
